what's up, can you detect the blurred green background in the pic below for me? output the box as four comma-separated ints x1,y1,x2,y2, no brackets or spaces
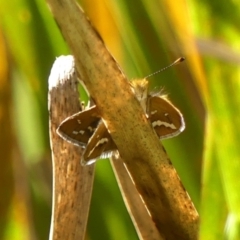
0,0,240,239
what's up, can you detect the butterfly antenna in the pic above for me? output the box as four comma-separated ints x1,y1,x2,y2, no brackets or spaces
145,57,185,79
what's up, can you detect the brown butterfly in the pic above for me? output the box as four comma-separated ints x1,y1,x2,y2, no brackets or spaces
57,58,185,165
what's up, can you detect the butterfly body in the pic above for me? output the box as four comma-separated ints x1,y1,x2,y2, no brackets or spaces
57,78,185,165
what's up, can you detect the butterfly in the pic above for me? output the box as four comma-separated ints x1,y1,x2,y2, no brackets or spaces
57,58,185,165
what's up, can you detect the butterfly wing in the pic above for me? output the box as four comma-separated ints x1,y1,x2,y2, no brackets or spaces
148,96,185,139
81,121,117,165
57,105,100,146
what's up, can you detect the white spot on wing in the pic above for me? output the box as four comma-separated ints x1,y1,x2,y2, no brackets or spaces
152,120,176,129
96,138,108,147
77,120,81,124
79,130,84,135
88,126,93,132
151,110,157,115
72,131,78,135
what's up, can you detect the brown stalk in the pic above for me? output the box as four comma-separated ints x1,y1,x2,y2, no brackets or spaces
46,0,199,239
48,56,95,240
110,156,164,240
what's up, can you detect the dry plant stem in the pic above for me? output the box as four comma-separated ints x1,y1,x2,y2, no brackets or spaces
46,0,199,239
111,157,164,240
48,56,95,240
